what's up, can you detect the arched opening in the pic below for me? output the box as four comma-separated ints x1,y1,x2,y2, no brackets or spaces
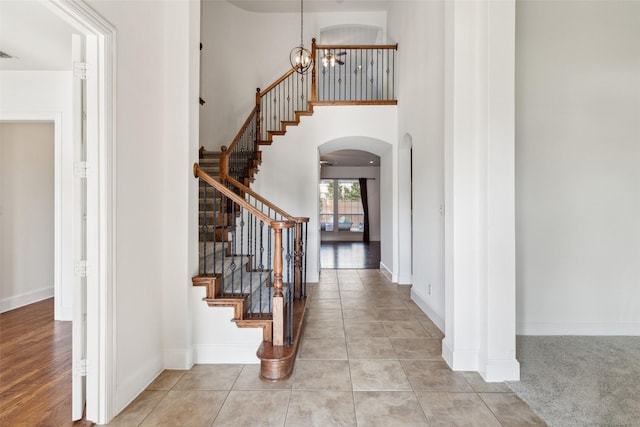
319,24,384,45
318,137,391,270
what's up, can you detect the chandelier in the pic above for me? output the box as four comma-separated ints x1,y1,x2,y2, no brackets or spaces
289,0,312,74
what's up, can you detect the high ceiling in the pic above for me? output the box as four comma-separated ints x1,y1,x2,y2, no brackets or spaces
0,0,385,168
0,0,388,71
0,0,76,71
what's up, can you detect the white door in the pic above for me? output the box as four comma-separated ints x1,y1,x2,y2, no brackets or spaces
71,33,87,421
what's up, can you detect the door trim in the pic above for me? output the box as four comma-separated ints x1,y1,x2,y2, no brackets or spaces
46,0,116,423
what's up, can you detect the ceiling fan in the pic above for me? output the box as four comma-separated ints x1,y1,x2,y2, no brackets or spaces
321,49,346,67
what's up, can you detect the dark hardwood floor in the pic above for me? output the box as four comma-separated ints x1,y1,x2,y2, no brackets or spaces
0,298,91,426
320,241,381,269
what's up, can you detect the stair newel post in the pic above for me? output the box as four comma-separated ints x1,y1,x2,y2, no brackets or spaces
220,145,229,183
255,88,262,148
311,38,317,102
271,220,293,346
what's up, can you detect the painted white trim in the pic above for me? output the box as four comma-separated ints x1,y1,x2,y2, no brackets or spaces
410,290,445,332
0,287,54,313
481,359,520,382
45,1,117,424
379,261,392,282
517,322,640,336
396,273,412,286
442,340,479,372
164,348,194,370
194,345,261,364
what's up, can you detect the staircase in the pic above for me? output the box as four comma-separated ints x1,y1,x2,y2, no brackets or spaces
193,39,398,381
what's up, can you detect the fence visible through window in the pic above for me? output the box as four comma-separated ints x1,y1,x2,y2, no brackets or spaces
320,179,364,233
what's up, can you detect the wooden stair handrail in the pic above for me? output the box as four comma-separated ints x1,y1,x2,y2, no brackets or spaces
223,105,259,157
195,163,295,347
258,65,304,98
314,42,399,50
226,175,303,222
194,164,294,229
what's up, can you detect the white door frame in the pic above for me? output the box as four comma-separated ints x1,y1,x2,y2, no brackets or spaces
45,0,116,423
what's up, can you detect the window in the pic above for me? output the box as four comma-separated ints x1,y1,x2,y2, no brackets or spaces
319,179,364,233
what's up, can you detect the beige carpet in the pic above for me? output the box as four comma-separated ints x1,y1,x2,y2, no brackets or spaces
507,336,640,427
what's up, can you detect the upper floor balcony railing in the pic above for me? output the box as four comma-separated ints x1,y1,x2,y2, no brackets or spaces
312,39,398,104
223,39,398,183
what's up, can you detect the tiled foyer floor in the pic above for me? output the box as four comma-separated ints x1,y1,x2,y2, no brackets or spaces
108,269,546,426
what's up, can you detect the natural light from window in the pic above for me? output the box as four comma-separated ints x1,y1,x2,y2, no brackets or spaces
319,179,364,233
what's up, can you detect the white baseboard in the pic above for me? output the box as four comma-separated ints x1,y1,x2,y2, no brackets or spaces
115,353,164,415
481,358,520,382
410,290,445,332
57,307,72,322
379,262,392,281
397,275,412,285
442,339,479,371
0,287,54,313
194,344,260,364
164,348,194,370
517,321,640,336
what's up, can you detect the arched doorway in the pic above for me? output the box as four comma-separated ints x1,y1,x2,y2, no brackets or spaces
318,137,391,271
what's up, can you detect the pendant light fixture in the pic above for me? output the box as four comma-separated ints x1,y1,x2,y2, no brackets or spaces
289,0,312,74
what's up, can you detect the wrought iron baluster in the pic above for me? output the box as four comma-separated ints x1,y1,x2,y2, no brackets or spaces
201,178,207,275
220,194,227,294
248,213,255,317
385,48,390,100
359,49,363,101
392,49,396,99
286,227,293,346
268,227,273,313
259,221,265,316
237,208,244,307
230,202,237,294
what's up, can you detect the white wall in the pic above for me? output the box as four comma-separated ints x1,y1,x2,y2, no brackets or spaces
0,123,55,312
200,0,387,149
254,106,397,283
379,145,393,278
516,0,640,335
320,165,381,242
387,1,446,326
86,0,200,415
0,71,73,319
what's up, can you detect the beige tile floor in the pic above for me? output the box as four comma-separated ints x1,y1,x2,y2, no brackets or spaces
108,269,547,426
